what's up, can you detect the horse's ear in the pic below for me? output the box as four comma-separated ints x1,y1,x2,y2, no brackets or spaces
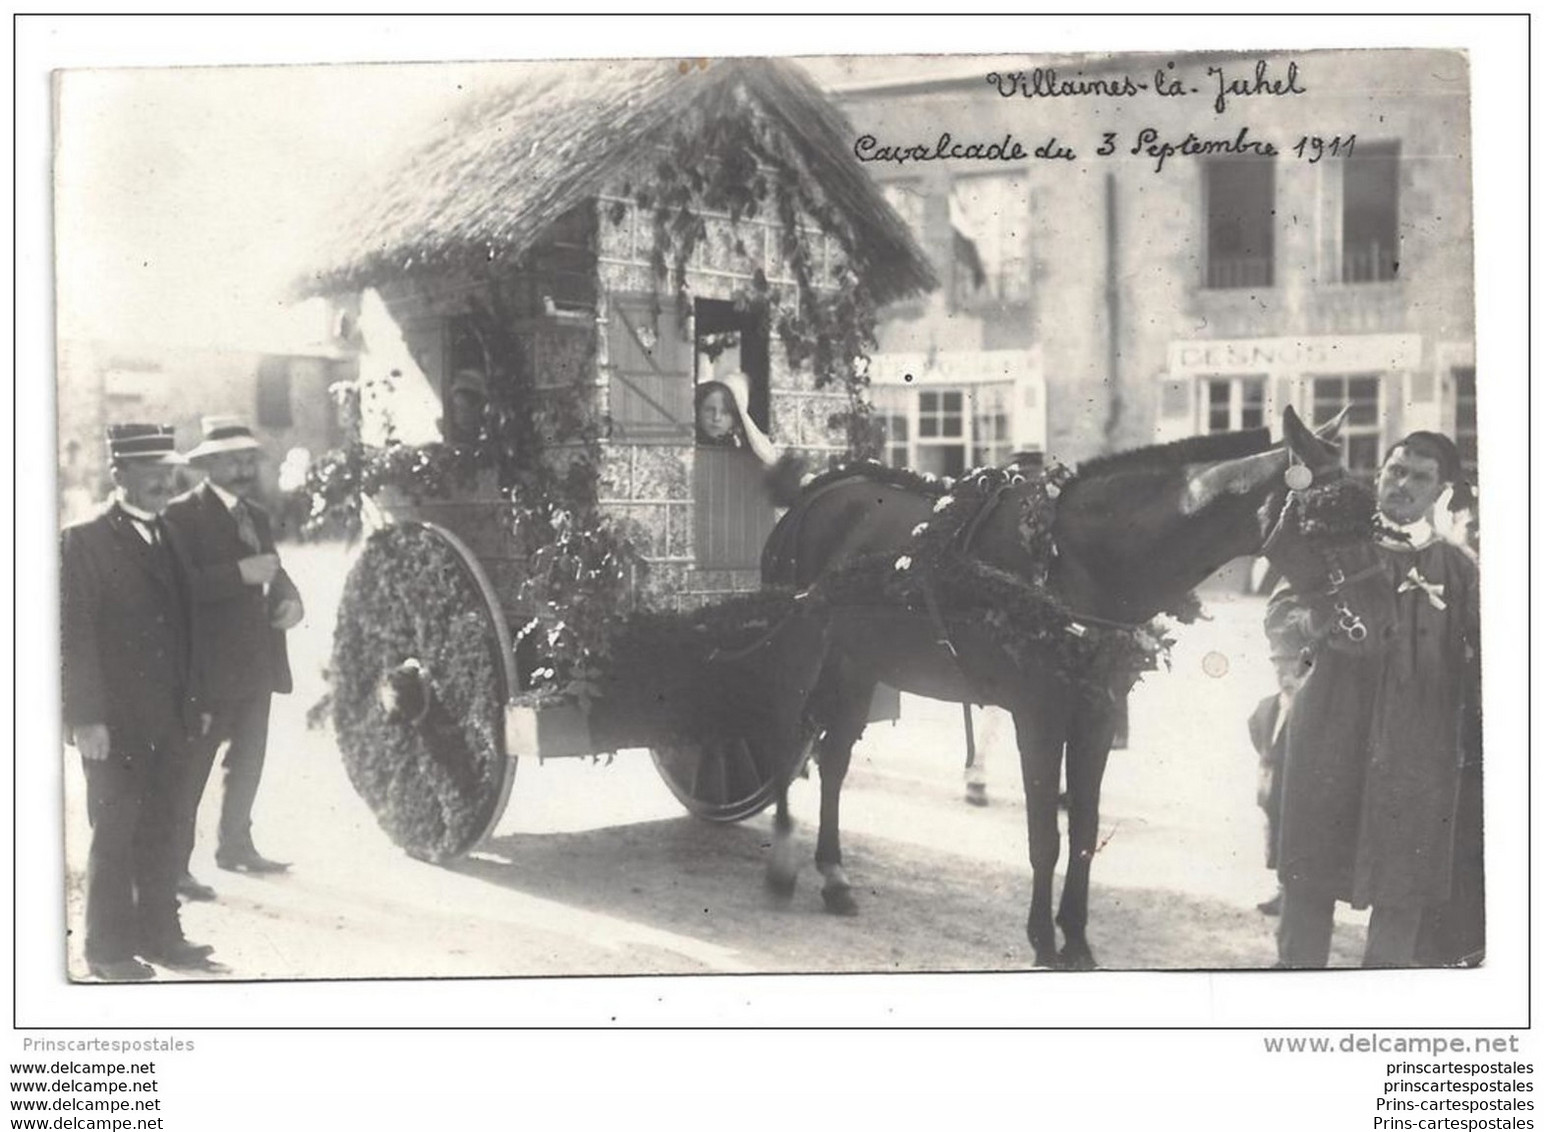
1284,405,1341,470
1312,405,1349,441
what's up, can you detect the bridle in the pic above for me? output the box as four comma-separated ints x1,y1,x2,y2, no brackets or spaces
1265,485,1386,646
1318,550,1385,643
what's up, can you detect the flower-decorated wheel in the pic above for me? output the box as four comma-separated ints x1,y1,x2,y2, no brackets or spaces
331,522,516,862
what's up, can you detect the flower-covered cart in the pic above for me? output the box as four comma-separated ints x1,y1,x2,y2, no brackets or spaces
300,58,935,861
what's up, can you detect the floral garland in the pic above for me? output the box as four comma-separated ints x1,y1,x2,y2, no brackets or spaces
809,461,1192,700
623,92,884,457
310,91,894,708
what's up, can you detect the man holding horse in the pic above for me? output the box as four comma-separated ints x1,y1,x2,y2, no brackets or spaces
1267,431,1480,968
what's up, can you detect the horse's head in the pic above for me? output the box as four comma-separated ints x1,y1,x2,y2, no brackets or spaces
1261,466,1401,657
1048,406,1345,622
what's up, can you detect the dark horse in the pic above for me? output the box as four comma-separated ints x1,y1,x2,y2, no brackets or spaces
754,406,1346,969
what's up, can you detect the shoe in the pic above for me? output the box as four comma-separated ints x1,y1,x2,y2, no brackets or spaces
965,782,989,807
139,937,216,969
87,956,155,981
1257,892,1283,916
177,874,217,901
215,849,290,874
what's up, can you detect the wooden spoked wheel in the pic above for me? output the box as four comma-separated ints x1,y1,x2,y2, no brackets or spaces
331,521,516,862
651,730,811,823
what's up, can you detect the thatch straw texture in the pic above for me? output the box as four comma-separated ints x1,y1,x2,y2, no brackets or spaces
300,57,936,305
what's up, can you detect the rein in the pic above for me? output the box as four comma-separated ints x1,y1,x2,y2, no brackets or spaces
1315,549,1385,644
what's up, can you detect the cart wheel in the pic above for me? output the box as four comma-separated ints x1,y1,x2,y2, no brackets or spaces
651,730,811,823
331,522,516,861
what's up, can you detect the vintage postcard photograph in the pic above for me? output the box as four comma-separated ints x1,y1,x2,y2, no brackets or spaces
46,41,1498,1000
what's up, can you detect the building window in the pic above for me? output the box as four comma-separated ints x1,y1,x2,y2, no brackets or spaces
872,383,1016,475
1342,142,1400,283
970,383,1013,467
255,357,293,429
1453,366,1477,484
916,389,966,475
1310,374,1383,477
950,172,1030,304
1205,159,1275,289
1199,376,1266,433
877,403,910,469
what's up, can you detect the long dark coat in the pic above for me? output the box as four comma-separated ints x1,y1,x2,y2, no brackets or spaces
161,483,297,702
1267,537,1480,909
61,505,193,741
1248,692,1287,871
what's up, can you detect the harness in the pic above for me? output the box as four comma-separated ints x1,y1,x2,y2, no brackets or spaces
1319,552,1385,643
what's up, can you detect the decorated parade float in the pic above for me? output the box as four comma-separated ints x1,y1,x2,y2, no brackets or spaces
299,58,939,859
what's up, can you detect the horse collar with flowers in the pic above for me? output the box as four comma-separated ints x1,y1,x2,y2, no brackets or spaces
810,460,1192,697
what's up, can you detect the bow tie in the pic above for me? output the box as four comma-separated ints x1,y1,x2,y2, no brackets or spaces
1397,567,1447,610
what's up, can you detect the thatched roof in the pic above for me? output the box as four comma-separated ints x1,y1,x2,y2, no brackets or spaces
299,57,937,305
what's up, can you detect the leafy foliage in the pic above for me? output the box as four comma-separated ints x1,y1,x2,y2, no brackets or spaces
331,524,507,860
809,461,1193,700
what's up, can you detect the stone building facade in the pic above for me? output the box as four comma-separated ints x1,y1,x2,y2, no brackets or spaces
823,48,1477,484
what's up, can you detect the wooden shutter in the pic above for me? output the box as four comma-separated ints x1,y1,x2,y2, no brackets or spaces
694,447,776,570
607,295,693,443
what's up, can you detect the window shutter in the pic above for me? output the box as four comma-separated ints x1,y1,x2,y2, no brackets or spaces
607,295,693,443
1153,376,1195,442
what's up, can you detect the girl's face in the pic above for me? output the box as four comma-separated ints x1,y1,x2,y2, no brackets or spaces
697,388,736,439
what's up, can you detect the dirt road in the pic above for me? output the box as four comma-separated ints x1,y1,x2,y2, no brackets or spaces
64,543,1370,979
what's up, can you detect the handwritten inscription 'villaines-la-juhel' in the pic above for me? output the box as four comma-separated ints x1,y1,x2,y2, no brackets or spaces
985,58,1306,115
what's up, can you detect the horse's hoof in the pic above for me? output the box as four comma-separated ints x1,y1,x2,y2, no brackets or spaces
821,885,859,916
965,783,989,807
765,870,798,901
1058,944,1097,971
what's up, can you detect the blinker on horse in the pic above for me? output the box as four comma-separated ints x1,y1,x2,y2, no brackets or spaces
753,405,1347,969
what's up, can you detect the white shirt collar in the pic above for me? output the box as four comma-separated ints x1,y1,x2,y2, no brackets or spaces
206,480,242,511
1377,513,1435,550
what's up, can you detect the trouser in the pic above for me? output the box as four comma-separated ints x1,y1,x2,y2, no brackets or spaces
1277,880,1425,968
180,694,272,868
82,739,186,961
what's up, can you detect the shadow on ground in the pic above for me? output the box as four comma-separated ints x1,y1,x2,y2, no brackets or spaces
448,817,1366,973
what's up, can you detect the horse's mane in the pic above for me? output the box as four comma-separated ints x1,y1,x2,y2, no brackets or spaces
788,429,1274,505
1074,429,1273,481
794,458,954,500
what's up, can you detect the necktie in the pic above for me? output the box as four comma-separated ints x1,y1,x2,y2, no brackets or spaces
231,501,262,553
133,518,159,547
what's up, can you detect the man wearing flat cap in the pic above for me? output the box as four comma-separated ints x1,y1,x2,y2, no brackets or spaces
61,424,217,979
1267,431,1481,968
163,416,303,891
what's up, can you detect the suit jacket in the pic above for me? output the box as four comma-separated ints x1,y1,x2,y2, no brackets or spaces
162,482,297,702
60,505,193,747
1247,694,1286,767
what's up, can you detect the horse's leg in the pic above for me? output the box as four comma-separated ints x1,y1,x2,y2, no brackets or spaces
1056,695,1120,970
767,782,799,899
963,704,989,807
811,666,874,916
762,612,831,902
1014,703,1069,968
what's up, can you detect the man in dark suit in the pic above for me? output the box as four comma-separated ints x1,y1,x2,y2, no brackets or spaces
61,424,217,979
1247,649,1309,917
164,416,303,893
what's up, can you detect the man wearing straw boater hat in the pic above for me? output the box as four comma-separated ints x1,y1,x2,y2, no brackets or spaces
163,415,303,893
61,424,217,979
